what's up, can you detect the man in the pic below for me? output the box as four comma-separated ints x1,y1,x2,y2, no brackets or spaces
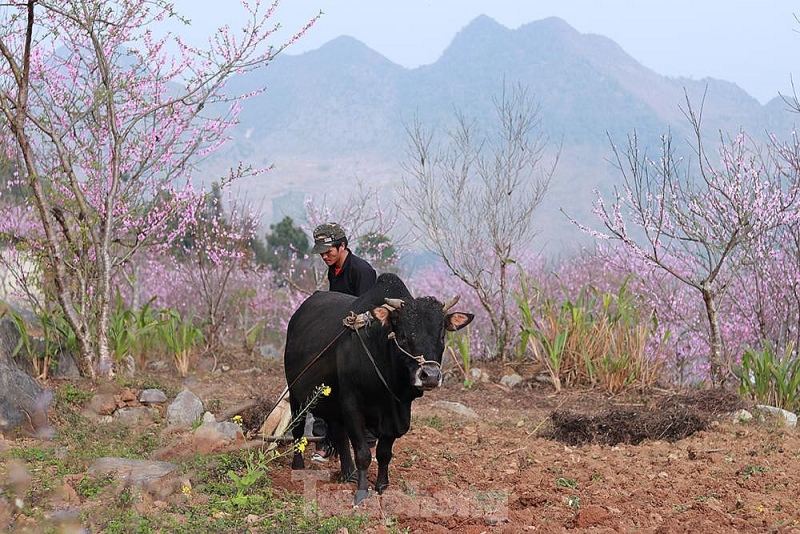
309,222,377,462
312,222,376,297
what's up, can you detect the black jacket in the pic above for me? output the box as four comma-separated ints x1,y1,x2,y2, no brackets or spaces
328,249,377,297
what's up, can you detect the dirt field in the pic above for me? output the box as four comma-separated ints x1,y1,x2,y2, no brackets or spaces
4,350,800,533
191,354,800,533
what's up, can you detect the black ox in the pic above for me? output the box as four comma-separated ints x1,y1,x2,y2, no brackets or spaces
284,273,474,504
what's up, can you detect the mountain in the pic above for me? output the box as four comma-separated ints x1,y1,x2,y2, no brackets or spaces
208,16,798,256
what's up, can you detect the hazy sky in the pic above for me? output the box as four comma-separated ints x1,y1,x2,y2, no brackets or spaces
170,1,799,104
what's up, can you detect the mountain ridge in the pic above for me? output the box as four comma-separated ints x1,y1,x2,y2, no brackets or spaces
208,15,797,255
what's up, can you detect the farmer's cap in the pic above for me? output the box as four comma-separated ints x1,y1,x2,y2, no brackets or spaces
313,222,347,253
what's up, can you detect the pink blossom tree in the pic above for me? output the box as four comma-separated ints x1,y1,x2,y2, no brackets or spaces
729,207,800,353
169,184,261,347
576,96,800,385
0,0,319,378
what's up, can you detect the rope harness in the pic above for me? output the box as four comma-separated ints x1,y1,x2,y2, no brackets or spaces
344,308,442,402
343,309,442,367
262,304,442,430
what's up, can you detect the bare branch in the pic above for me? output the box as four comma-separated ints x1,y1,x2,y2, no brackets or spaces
400,82,559,359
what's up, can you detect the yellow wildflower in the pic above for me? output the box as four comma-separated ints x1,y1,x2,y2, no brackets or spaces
295,437,308,453
232,415,243,426
322,385,332,397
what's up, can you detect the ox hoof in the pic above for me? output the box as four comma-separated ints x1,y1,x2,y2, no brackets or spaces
353,489,371,506
375,482,388,495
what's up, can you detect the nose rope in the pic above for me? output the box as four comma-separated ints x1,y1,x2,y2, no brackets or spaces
387,332,441,370
344,310,441,371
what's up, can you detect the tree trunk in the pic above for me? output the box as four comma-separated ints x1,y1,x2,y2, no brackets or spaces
700,281,724,387
96,297,113,378
498,259,510,361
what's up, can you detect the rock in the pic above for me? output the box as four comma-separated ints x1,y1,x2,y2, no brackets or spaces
50,349,81,379
86,393,117,416
0,359,53,436
430,400,479,418
87,458,179,497
139,388,168,405
195,420,244,442
470,368,491,383
114,406,158,425
166,389,203,427
118,389,137,404
754,405,798,427
193,420,245,454
500,373,524,389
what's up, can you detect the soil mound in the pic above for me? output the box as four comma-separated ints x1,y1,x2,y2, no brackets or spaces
548,389,744,445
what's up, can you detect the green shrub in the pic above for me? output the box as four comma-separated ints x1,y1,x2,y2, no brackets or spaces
157,309,205,377
446,327,473,387
518,277,665,394
57,383,93,405
737,342,800,412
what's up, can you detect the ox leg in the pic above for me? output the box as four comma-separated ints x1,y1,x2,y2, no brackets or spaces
289,397,305,470
352,440,372,505
340,416,373,505
354,474,370,505
328,425,356,483
374,436,395,494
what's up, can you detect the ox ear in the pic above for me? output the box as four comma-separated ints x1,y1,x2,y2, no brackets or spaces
372,306,392,327
445,312,474,332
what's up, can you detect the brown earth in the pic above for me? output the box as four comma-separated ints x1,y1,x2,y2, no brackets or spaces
7,351,800,533
184,353,800,533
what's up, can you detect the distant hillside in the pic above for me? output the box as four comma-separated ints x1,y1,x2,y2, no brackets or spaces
207,16,798,256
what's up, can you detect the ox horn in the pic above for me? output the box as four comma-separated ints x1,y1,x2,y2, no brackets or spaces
442,295,460,312
384,298,405,311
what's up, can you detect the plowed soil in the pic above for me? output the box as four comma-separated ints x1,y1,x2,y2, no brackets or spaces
5,350,800,533
204,355,800,534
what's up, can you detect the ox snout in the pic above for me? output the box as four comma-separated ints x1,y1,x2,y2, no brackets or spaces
414,362,442,390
